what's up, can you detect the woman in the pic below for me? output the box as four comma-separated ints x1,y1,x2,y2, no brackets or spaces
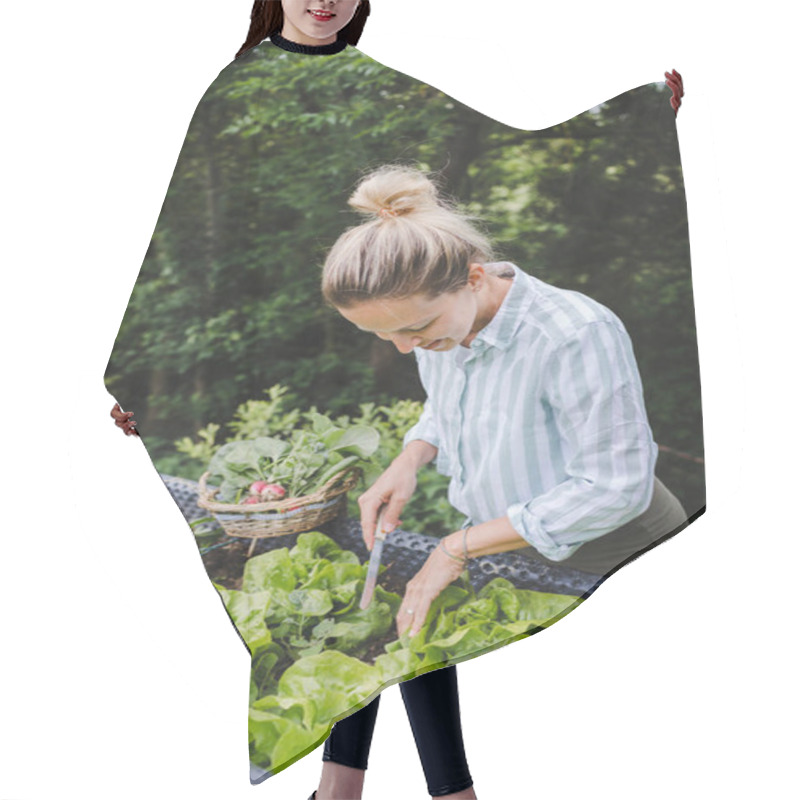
316,162,690,796
112,3,478,799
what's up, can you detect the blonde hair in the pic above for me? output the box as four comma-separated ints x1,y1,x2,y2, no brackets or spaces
321,164,498,309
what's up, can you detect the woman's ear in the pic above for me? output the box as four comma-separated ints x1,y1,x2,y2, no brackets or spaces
467,262,486,290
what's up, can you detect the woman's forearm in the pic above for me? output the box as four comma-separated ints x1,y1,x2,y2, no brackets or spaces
442,515,530,560
395,439,438,471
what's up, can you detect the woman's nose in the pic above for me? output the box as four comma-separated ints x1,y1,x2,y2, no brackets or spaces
391,334,422,353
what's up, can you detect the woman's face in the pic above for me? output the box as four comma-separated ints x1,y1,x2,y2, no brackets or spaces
336,265,495,354
281,1,361,45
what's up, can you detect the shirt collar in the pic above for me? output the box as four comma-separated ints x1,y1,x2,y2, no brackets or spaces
269,31,349,55
467,262,536,353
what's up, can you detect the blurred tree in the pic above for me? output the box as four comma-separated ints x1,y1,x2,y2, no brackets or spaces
104,50,702,512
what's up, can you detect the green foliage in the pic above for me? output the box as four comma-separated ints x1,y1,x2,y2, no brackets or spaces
175,385,303,468
174,383,463,537
218,532,402,699
104,48,702,516
173,423,221,469
205,419,379,503
380,577,581,673
219,532,580,774
348,399,466,537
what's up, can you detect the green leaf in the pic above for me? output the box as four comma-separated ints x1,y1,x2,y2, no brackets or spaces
328,425,380,458
287,588,334,618
308,454,360,492
270,720,330,769
242,548,297,593
215,585,273,652
309,411,337,435
278,650,379,710
252,436,292,463
312,601,393,655
373,648,423,683
290,532,350,567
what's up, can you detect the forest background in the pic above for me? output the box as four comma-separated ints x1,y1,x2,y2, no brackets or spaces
103,50,703,528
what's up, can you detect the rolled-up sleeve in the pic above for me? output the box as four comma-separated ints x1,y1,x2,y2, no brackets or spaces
506,320,658,561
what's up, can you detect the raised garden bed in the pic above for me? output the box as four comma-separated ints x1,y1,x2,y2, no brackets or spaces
162,473,601,599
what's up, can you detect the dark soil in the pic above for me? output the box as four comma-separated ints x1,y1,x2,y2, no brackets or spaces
201,539,252,591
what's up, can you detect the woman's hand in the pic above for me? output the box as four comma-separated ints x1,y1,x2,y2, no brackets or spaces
665,68,684,114
357,456,418,551
110,402,139,436
396,537,467,638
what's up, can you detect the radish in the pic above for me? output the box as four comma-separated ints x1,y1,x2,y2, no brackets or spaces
242,496,262,505
249,480,269,495
260,483,287,501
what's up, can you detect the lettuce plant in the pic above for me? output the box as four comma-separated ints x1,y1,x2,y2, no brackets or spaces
214,532,583,775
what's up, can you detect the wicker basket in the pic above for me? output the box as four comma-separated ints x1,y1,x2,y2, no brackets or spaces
196,466,362,556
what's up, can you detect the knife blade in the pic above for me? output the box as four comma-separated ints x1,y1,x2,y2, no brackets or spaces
359,506,389,610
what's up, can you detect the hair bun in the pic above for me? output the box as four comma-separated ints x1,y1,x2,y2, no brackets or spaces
349,164,441,220
322,163,495,310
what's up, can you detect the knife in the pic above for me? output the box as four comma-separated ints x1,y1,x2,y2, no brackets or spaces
359,506,389,609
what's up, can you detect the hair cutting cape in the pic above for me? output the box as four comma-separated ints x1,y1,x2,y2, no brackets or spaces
103,37,705,784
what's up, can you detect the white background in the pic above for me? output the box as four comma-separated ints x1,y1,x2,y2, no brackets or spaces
1,1,797,798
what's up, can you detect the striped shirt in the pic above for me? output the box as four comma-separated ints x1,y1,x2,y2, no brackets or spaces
402,261,659,562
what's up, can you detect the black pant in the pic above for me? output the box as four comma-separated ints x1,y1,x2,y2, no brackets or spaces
322,664,474,797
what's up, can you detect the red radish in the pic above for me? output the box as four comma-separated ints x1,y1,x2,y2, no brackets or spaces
260,483,287,501
242,496,262,505
249,480,269,494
